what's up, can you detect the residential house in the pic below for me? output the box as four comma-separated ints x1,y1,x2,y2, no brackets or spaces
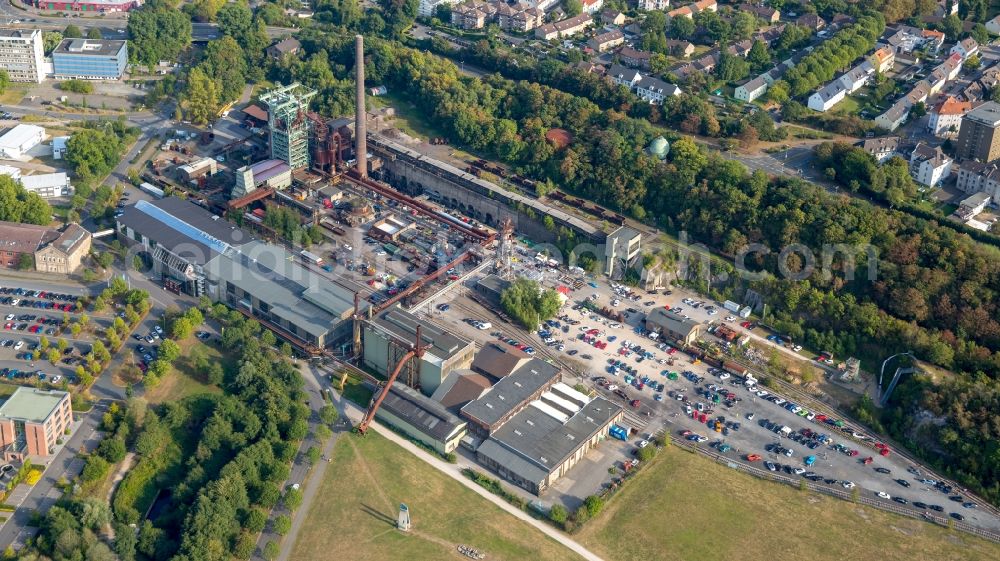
693,0,717,12
838,60,875,93
877,100,913,131
909,142,953,187
637,0,669,10
728,39,754,57
618,46,653,68
929,96,973,137
926,53,963,95
956,160,1000,199
796,13,826,30
921,29,946,52
635,75,682,104
601,9,626,25
951,37,979,61
495,2,543,32
667,0,715,18
870,46,895,74
451,0,496,29
588,30,625,52
607,63,644,88
808,81,847,112
535,13,594,40
740,3,779,23
987,14,1000,35
266,38,301,60
735,75,769,103
581,0,604,14
886,25,935,54
667,5,693,18
666,39,695,57
858,136,900,163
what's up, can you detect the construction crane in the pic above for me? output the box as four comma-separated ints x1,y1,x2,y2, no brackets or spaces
356,325,429,434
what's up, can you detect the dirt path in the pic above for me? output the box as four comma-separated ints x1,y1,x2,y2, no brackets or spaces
105,452,136,504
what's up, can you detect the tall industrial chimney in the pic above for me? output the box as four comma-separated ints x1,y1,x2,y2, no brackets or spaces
355,34,367,179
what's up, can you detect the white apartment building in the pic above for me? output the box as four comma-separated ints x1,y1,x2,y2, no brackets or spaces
0,29,44,83
909,143,953,188
638,0,670,9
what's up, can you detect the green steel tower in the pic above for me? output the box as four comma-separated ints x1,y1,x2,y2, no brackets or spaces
260,83,317,170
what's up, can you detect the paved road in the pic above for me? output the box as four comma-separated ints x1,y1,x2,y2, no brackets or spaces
258,363,353,561
0,402,105,549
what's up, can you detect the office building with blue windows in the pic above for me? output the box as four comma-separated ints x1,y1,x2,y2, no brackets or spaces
52,39,127,80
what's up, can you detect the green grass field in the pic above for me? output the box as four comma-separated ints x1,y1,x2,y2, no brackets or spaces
577,446,1000,561
290,432,583,561
143,338,227,404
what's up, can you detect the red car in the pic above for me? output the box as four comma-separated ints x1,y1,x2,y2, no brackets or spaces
629,399,641,408
667,347,677,355
740,321,752,328
586,328,599,335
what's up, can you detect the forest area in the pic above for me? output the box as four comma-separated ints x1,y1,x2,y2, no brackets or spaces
18,310,312,561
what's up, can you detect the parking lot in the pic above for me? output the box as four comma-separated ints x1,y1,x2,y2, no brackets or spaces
541,294,1000,531
0,285,106,387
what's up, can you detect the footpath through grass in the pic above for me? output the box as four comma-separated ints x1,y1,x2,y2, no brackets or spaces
290,432,583,561
577,446,1000,561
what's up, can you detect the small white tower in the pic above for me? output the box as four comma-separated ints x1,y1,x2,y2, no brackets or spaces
397,503,412,532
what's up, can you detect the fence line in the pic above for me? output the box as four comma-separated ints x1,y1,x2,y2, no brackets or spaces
668,437,1000,544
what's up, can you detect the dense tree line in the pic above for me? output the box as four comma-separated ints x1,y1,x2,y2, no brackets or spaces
102,311,309,560
778,14,884,97
127,0,193,67
500,279,562,331
0,175,51,225
882,373,1000,507
65,119,136,188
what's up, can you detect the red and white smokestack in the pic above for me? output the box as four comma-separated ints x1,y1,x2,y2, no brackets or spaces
355,34,367,179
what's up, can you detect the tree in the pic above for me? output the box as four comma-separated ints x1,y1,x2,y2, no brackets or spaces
500,278,562,330
273,514,291,535
549,504,569,525
59,79,97,94
0,175,52,225
47,348,60,365
668,15,695,39
42,32,62,55
747,40,770,72
114,522,138,561
98,437,127,463
0,70,8,95
306,446,321,465
16,253,33,271
319,405,339,426
81,455,110,482
65,129,126,186
183,66,221,125
964,54,982,72
198,35,248,104
263,541,280,561
583,495,605,517
283,487,303,510
64,25,82,38
158,339,181,363
87,27,102,40
637,445,656,461
939,14,962,41
564,0,582,16
127,0,193,66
